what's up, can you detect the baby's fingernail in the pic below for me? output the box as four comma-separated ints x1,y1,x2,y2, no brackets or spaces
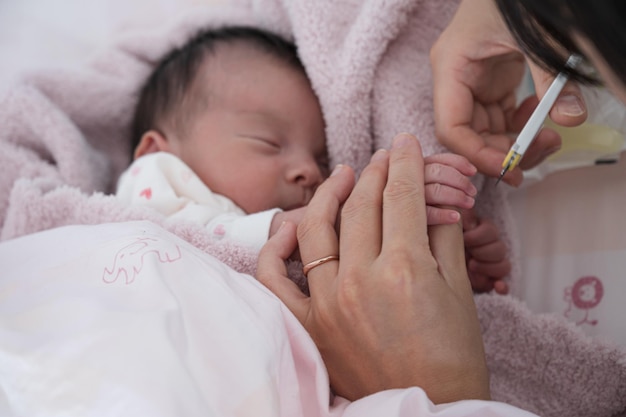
556,94,585,117
469,184,478,196
330,164,344,176
465,196,476,208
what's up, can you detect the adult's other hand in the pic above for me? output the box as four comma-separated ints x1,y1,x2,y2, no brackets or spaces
430,0,587,186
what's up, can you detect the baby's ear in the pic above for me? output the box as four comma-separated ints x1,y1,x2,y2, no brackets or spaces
134,130,171,159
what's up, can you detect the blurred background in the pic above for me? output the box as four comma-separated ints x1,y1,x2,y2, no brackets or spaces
0,0,221,87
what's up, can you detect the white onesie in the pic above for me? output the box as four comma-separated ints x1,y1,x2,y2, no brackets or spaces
116,152,281,252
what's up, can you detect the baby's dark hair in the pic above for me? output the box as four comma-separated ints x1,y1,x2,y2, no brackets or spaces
495,0,626,86
131,26,304,153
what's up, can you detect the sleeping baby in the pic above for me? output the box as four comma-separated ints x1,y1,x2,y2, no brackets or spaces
116,25,507,292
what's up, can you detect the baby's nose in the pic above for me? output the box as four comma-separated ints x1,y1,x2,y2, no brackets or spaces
289,158,324,187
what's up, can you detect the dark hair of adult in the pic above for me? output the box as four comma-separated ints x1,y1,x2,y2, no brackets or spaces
131,26,304,154
495,0,626,87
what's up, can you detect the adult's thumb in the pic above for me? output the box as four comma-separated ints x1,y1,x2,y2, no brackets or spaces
526,58,587,127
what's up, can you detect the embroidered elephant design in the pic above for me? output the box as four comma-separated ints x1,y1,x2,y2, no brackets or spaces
102,237,182,284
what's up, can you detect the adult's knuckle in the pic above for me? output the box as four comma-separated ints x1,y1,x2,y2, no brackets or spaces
297,216,325,243
384,178,420,202
342,191,377,219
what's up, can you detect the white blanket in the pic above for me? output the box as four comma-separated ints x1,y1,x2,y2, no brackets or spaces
0,221,535,417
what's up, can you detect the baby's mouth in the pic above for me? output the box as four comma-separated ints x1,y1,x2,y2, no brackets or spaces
283,188,313,211
302,187,316,206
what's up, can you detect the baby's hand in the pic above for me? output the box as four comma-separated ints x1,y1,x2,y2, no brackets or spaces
270,207,308,261
424,153,477,225
270,207,307,238
461,209,511,294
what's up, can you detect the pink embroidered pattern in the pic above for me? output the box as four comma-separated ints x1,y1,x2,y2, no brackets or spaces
563,275,604,326
213,224,226,237
139,187,152,200
102,237,182,285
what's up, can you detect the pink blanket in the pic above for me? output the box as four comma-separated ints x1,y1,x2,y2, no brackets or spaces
0,0,624,415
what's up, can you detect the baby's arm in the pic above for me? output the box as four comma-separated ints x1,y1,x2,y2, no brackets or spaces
423,153,477,224
204,209,283,252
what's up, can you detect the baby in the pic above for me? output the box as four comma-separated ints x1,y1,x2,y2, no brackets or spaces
117,26,492,278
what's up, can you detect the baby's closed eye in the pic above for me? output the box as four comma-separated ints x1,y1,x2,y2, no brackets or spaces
238,134,282,151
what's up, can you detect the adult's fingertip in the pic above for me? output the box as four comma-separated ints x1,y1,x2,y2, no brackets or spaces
392,132,420,149
501,168,523,188
555,93,586,118
330,163,345,177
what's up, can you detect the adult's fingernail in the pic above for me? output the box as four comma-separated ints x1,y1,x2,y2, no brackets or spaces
330,164,344,176
371,149,388,162
556,94,585,117
392,133,416,148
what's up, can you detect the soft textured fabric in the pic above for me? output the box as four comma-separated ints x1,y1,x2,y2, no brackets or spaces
117,152,280,252
0,1,625,416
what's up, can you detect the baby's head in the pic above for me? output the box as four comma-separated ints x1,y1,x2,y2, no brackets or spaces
131,26,328,214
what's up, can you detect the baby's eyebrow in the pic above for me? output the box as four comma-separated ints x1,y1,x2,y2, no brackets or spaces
233,109,287,127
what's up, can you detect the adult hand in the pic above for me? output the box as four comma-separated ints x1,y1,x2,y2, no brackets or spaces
257,133,490,404
430,0,587,186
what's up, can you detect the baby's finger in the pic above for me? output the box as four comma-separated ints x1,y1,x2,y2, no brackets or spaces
424,153,477,177
426,206,461,225
425,184,475,210
468,258,512,279
468,272,494,294
466,240,507,263
257,221,309,321
460,208,479,231
463,221,499,247
424,163,477,197
493,280,510,295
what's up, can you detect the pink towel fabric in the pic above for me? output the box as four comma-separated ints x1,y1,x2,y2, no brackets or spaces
0,1,624,416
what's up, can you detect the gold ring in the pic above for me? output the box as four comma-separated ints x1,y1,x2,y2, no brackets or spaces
302,255,339,276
